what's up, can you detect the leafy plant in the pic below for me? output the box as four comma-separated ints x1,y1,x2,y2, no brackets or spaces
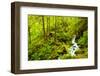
28,15,88,60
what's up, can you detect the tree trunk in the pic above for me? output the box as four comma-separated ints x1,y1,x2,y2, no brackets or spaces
62,17,64,26
55,16,57,42
48,16,50,34
42,16,46,39
47,16,49,39
28,25,31,44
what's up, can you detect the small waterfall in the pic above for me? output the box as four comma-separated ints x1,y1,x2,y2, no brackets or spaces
69,35,79,56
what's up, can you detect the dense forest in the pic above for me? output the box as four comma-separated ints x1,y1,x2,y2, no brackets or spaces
28,15,88,60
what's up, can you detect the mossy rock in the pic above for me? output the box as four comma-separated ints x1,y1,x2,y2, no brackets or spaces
75,50,84,55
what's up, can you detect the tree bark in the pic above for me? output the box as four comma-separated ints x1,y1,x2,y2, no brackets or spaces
47,16,49,39
28,25,31,44
55,16,57,42
48,16,50,34
62,17,64,26
42,16,46,39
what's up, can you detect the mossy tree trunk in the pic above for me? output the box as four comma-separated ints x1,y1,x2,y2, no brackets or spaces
42,16,46,39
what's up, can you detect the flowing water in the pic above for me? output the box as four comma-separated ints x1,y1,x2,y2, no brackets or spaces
69,35,79,56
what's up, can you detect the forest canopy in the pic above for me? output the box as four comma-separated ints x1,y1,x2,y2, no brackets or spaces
28,15,88,60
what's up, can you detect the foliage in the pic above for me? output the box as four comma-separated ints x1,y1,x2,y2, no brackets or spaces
28,15,88,60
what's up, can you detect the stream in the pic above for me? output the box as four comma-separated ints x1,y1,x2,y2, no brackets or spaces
69,35,79,56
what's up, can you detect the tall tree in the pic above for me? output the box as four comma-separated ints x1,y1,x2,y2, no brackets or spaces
28,25,31,44
48,16,50,34
55,16,57,42
47,16,49,39
62,17,65,27
42,16,46,39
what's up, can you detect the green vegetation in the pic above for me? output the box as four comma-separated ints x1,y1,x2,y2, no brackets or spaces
28,15,88,60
